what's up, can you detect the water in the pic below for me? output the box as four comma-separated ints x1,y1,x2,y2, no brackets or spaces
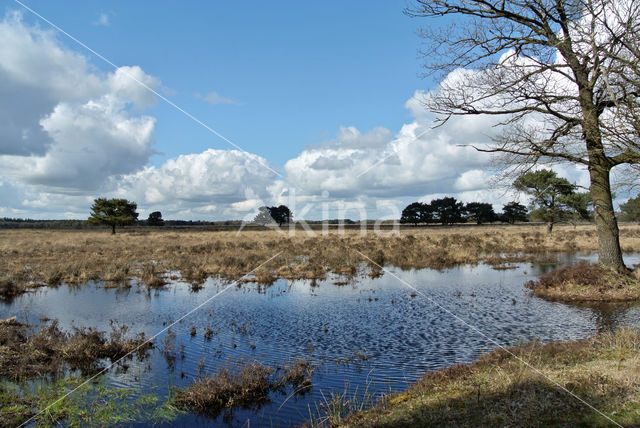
2,252,640,427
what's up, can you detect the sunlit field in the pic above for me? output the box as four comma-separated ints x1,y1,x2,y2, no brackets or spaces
2,224,640,299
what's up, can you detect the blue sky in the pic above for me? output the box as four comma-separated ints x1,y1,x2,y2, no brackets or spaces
11,1,428,167
0,1,605,220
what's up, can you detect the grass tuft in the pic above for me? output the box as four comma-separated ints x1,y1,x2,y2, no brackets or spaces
173,362,274,417
526,262,640,301
0,319,151,380
174,358,316,417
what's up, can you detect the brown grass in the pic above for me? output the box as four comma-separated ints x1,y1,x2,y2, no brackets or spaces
1,224,639,297
174,358,315,417
335,328,640,427
275,358,314,390
0,319,151,380
174,362,273,416
526,262,640,301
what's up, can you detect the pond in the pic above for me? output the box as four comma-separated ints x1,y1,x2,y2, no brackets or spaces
2,252,640,427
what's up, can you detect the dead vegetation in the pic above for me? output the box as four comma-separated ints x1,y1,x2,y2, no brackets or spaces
174,362,273,416
1,225,639,298
526,262,640,301
0,319,152,380
335,328,640,427
275,358,315,390
173,358,314,417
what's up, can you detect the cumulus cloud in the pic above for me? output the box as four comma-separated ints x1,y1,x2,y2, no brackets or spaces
454,169,491,191
108,66,160,110
116,149,277,218
274,79,606,219
0,12,158,193
3,99,155,190
0,179,96,219
281,97,499,201
0,12,103,156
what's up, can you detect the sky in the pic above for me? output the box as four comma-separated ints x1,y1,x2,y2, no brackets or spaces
0,0,606,221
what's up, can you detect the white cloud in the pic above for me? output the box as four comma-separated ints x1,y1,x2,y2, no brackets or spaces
454,170,491,191
0,12,159,193
2,99,156,190
281,102,499,201
0,12,104,156
115,149,277,218
108,66,160,110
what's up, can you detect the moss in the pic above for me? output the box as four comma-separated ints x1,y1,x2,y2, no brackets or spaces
0,377,183,426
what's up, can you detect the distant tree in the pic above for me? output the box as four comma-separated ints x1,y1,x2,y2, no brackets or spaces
271,205,292,226
620,196,640,222
147,211,165,226
429,197,465,225
400,202,432,226
514,170,575,233
464,202,496,225
253,206,275,225
253,205,292,226
501,202,528,224
324,219,356,224
88,198,138,234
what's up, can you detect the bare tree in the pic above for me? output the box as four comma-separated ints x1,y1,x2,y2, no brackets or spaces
408,0,640,271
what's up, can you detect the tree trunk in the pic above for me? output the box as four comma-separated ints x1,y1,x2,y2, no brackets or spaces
547,222,553,234
589,164,626,271
111,224,116,235
575,75,627,272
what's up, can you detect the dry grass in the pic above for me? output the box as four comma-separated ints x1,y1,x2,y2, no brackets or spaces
174,362,273,416
526,262,640,301
0,319,151,380
173,358,314,417
1,224,639,297
275,358,314,390
335,328,640,427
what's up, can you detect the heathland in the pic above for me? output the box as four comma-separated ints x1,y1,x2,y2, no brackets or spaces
1,224,639,300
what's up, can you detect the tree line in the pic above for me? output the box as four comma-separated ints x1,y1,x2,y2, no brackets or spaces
401,199,525,226
401,169,596,232
5,173,640,233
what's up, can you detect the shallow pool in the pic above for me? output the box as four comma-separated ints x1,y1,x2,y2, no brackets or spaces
2,252,639,427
